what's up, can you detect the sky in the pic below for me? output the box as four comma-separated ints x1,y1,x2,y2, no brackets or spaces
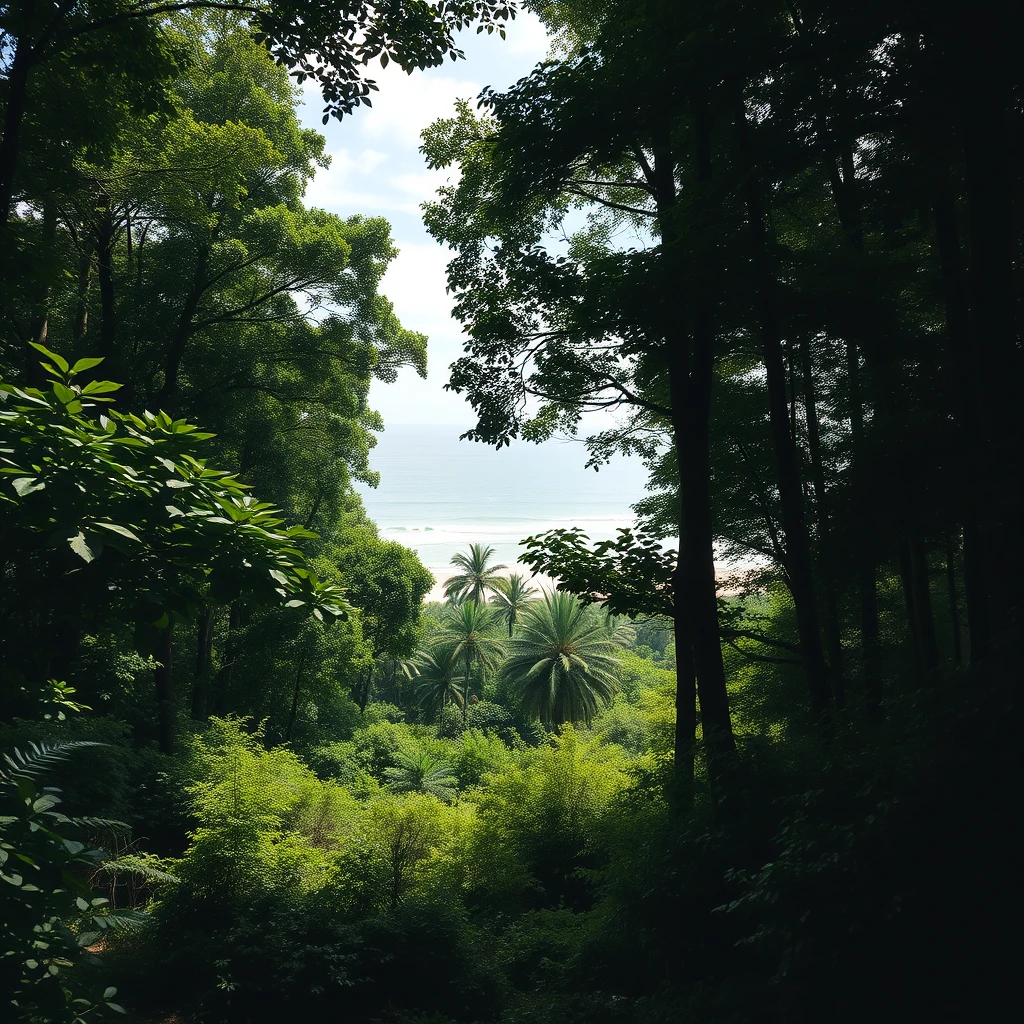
297,12,553,427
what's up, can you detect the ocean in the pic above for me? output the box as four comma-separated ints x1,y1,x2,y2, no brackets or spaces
356,424,653,594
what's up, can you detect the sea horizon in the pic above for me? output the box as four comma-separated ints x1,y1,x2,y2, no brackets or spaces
356,423,653,598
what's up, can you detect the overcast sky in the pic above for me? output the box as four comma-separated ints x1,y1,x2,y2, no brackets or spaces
297,12,552,427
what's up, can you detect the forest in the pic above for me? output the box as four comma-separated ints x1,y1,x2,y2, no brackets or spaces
0,1,1019,1022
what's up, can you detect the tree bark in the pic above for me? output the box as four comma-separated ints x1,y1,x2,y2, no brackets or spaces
96,200,117,358
931,188,991,663
72,241,95,347
957,4,1022,678
800,334,846,703
672,608,696,808
212,603,240,716
898,538,924,683
285,648,308,742
661,107,736,771
737,104,833,721
945,532,963,665
154,621,175,754
0,38,33,227
909,536,940,681
28,201,58,348
191,604,214,719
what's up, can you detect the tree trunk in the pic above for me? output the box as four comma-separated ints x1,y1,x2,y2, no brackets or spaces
161,245,210,399
898,538,924,682
737,105,833,721
285,648,308,742
212,603,240,716
155,621,175,754
958,5,1022,676
945,532,963,665
96,201,117,358
0,39,33,227
909,537,940,680
72,241,94,347
27,201,58,351
191,604,214,719
672,608,696,808
800,333,846,703
932,188,991,664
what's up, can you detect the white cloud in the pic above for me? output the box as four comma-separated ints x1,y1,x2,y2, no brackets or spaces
303,147,397,213
356,69,482,149
505,12,551,57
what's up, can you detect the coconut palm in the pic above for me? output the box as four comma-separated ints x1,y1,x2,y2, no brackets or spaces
502,591,626,728
384,750,458,801
437,601,506,724
411,645,465,723
444,543,508,604
491,573,539,636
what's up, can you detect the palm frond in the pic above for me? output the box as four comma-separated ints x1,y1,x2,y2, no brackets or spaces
0,740,106,785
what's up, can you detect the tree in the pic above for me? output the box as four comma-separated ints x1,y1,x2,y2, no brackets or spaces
0,0,519,225
411,645,466,726
490,572,538,635
384,750,459,802
0,348,348,751
444,542,509,604
436,601,506,726
501,591,626,728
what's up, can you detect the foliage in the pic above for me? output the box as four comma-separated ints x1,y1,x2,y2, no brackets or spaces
444,542,509,604
0,742,132,1023
502,591,629,726
384,750,459,802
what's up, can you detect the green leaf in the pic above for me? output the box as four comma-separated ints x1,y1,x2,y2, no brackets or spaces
29,342,69,374
67,532,102,563
103,987,117,1000
52,382,77,404
70,357,104,375
81,380,122,395
12,477,45,496
94,522,140,543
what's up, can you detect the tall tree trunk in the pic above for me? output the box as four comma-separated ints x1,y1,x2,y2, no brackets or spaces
909,537,940,680
155,621,175,754
191,604,214,719
72,241,94,347
285,648,308,742
672,608,696,808
27,201,58,350
161,244,211,399
800,334,846,703
737,105,833,721
664,107,736,771
96,201,117,358
958,5,1022,676
0,39,33,227
945,533,963,665
898,538,924,682
932,188,992,664
212,603,240,716
641,117,735,782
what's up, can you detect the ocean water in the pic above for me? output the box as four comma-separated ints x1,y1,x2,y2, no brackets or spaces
356,425,652,588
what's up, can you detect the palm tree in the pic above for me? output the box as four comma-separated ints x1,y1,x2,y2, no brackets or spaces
384,750,458,801
490,573,538,636
502,591,626,728
437,601,506,725
411,645,465,724
444,543,508,604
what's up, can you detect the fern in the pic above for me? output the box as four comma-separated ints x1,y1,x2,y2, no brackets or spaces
101,854,178,885
66,816,131,834
0,740,106,784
